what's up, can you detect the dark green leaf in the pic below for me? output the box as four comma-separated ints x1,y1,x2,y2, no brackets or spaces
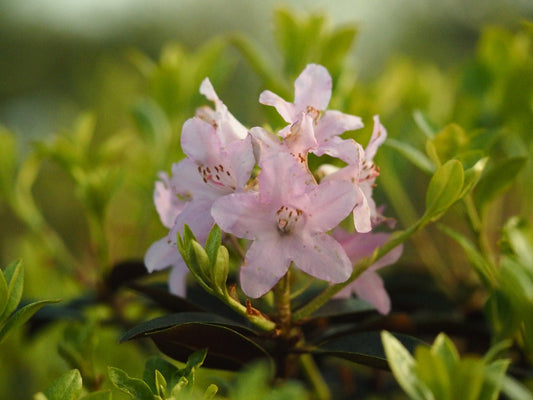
0,298,61,343
313,330,426,370
308,297,376,320
122,313,270,370
473,157,527,212
106,260,148,292
43,369,83,400
129,282,205,313
108,367,153,400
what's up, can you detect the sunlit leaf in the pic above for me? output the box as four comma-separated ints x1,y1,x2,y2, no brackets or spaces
108,367,153,400
424,159,464,221
1,259,24,321
43,369,83,400
381,331,435,400
384,138,435,174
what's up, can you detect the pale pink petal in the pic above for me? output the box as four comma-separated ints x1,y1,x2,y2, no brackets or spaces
211,192,273,240
351,271,391,314
240,235,290,298
144,237,180,273
313,137,362,166
250,126,285,163
302,180,357,232
181,117,220,164
353,187,372,233
259,90,296,122
280,113,318,156
154,172,185,229
199,78,221,104
315,110,363,141
365,115,387,161
168,261,189,297
294,64,332,112
225,135,255,189
171,159,220,201
290,232,351,283
171,198,216,244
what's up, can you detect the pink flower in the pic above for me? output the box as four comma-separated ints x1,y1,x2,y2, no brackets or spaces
259,64,363,164
211,153,358,298
333,229,403,315
145,80,254,296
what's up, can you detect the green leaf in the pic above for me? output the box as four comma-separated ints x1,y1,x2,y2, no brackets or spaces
413,110,437,139
314,331,426,370
190,240,213,284
415,346,450,400
480,359,510,400
143,357,179,394
108,367,153,400
80,391,112,400
473,156,527,212
450,358,484,400
154,370,167,398
425,140,441,168
384,138,435,174
381,331,435,400
0,128,17,201
0,298,60,343
500,374,533,400
203,384,218,399
212,246,230,295
205,225,222,267
432,124,469,163
438,224,498,288
424,159,464,222
43,369,83,400
458,157,488,199
122,313,270,371
0,269,8,322
1,259,24,321
502,216,533,268
131,98,170,142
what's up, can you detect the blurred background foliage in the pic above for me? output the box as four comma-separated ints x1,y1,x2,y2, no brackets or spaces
1,0,533,398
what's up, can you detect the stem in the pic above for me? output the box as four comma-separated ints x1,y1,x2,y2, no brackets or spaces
293,220,425,321
274,272,292,335
300,354,331,400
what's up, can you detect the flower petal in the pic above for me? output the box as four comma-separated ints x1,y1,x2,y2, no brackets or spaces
294,64,332,112
154,172,185,229
351,271,391,314
303,180,357,232
211,192,273,240
171,198,216,244
259,90,296,122
240,235,290,298
315,110,363,140
168,261,189,297
181,117,221,164
144,237,180,273
225,134,255,189
290,232,351,283
365,115,387,161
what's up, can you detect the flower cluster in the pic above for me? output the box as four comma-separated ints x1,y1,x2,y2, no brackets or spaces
145,64,401,313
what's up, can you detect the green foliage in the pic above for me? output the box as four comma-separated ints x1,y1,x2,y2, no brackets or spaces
382,331,510,400
0,260,60,344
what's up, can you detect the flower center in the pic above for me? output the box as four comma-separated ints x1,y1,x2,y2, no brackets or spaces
359,160,379,182
276,205,304,235
198,163,237,192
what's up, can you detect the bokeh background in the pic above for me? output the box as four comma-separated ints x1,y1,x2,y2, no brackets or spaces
1,1,533,398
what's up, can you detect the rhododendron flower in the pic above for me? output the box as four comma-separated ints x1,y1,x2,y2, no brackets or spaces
259,63,363,164
145,80,254,296
212,153,357,298
333,229,403,314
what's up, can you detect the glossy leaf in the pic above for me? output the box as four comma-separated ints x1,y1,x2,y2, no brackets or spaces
424,159,464,221
381,331,435,400
473,156,526,212
80,391,112,400
314,330,425,370
106,260,148,292
307,297,376,320
204,225,222,267
43,369,83,400
108,367,153,400
121,312,269,370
